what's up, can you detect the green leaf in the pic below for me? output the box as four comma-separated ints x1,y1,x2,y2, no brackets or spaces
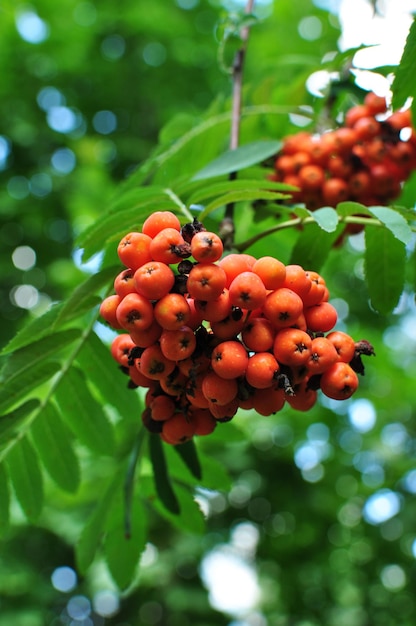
0,361,59,416
0,399,40,456
31,402,80,493
173,439,202,481
200,189,288,219
186,178,296,206
6,437,43,521
0,329,80,413
55,366,115,455
367,206,413,245
290,222,343,271
309,207,339,233
1,304,63,355
391,18,416,115
336,201,371,218
75,469,124,574
364,226,407,314
75,332,142,421
104,494,147,590
53,265,121,328
148,479,205,535
192,140,282,181
0,463,10,536
148,434,180,515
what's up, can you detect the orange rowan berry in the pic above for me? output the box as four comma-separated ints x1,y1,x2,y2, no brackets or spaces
320,361,359,400
142,210,181,238
263,287,304,329
353,116,380,141
282,265,312,300
110,333,135,367
252,256,286,290
273,327,312,367
159,326,197,361
307,336,339,375
252,386,285,416
322,177,349,206
303,271,327,307
211,340,249,379
218,253,256,287
137,343,176,380
191,408,217,436
348,170,372,198
115,292,154,332
345,104,370,128
245,352,279,389
287,380,317,411
327,155,353,179
114,268,136,298
298,164,325,191
210,310,246,340
117,232,152,270
228,271,267,310
187,263,227,301
208,398,239,421
326,330,356,363
275,154,296,177
161,412,195,445
149,227,188,264
177,353,211,378
194,288,232,322
100,294,123,329
241,316,276,352
190,231,224,263
129,365,153,388
332,127,358,154
185,372,210,409
154,293,191,330
129,318,163,348
386,109,412,131
364,92,387,115
304,301,338,333
202,371,238,405
150,394,176,421
134,261,175,300
185,296,205,330
159,368,188,396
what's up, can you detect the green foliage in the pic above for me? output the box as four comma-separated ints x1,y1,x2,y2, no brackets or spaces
2,1,416,624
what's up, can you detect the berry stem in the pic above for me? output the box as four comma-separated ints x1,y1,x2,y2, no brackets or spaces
164,187,194,221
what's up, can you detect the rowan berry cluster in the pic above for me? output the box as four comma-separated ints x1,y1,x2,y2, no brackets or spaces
271,92,416,210
100,211,373,445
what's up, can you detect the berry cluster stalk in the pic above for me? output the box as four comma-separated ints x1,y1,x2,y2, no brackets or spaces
222,0,256,247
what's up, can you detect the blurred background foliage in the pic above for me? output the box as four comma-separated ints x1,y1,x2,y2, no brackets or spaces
2,0,416,625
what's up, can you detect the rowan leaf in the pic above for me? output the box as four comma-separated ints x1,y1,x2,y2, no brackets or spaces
0,463,10,536
55,366,115,455
364,226,406,314
192,140,282,181
31,402,80,493
368,206,413,245
6,437,43,521
148,434,180,515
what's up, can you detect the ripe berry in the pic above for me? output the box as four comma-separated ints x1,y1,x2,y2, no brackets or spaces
115,292,154,332
142,211,181,238
211,340,249,379
117,232,152,270
320,361,359,400
134,261,175,300
190,231,224,263
154,293,191,330
263,287,304,329
228,271,267,310
187,263,227,301
245,352,279,389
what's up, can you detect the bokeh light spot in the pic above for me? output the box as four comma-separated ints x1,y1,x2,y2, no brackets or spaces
66,595,91,620
93,590,120,617
47,106,80,134
10,284,39,309
51,147,76,174
380,564,406,591
93,110,117,135
16,10,49,44
37,86,65,111
348,398,376,433
12,245,36,270
7,176,30,200
101,34,126,60
298,15,323,40
143,42,167,67
363,489,401,525
51,566,77,593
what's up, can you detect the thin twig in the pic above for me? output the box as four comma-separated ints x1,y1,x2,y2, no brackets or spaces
221,0,256,243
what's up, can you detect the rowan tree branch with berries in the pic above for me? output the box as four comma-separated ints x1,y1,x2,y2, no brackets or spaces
2,1,416,618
